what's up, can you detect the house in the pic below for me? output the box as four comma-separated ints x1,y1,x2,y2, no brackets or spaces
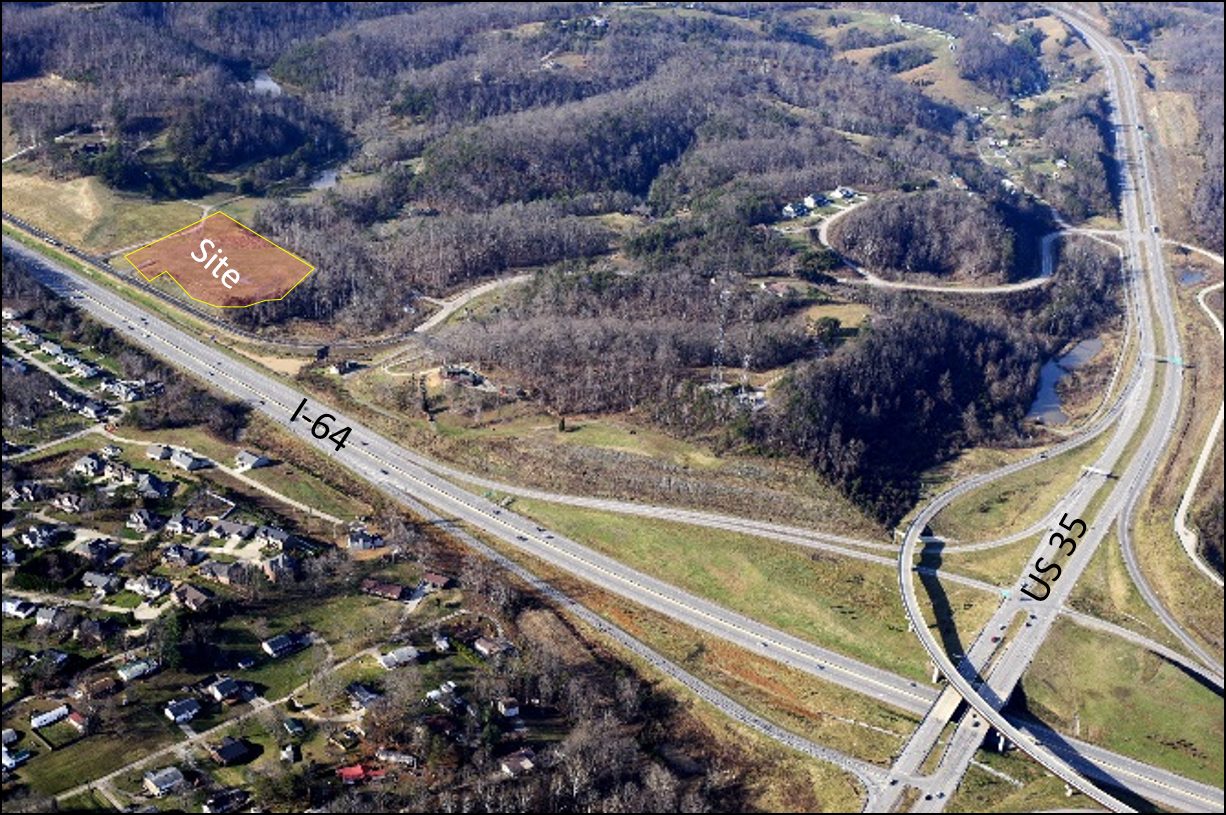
136,473,171,499
20,524,59,549
255,525,292,549
103,461,138,485
35,606,74,631
146,443,171,461
281,743,299,763
836,186,858,199
327,360,358,375
208,676,241,703
51,492,82,513
164,511,207,536
234,450,269,471
172,583,212,612
69,360,100,378
3,745,32,770
2,597,37,619
71,454,104,477
422,572,451,592
163,542,204,567
377,646,419,670
361,578,411,602
199,559,244,585
143,766,185,797
67,711,89,733
803,194,830,209
1,543,14,566
170,449,209,471
263,553,297,583
209,520,255,542
116,658,158,682
71,675,120,700
262,632,302,658
126,508,166,533
40,340,63,356
473,637,506,658
100,445,123,458
31,704,70,729
79,401,108,421
165,698,202,723
82,537,118,566
203,788,249,814
9,481,49,503
376,748,417,767
500,747,535,777
497,697,520,718
126,574,172,600
433,633,451,652
346,682,381,710
347,529,385,551
781,202,808,219
209,735,250,766
31,649,69,672
82,571,123,594
2,729,16,745
337,764,368,785
75,618,121,650
283,718,306,737
1,356,27,374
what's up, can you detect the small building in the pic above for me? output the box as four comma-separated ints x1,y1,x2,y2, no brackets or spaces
67,711,89,732
497,697,520,718
165,514,208,537
170,449,208,471
433,633,451,652
500,747,535,777
75,618,121,649
79,401,108,421
126,509,166,533
234,450,270,471
377,646,419,670
283,718,306,737
100,445,123,458
20,524,59,549
255,525,292,549
203,788,249,814
136,472,171,499
51,492,82,513
346,682,381,710
71,676,120,700
172,583,212,612
376,748,417,767
116,658,158,683
71,454,104,477
209,520,255,542
262,632,302,659
82,537,119,566
40,340,63,356
2,597,37,619
146,444,171,461
2,729,16,745
143,766,185,797
164,698,201,723
82,571,123,595
361,578,411,602
208,676,241,703
422,572,451,592
803,194,830,209
35,606,74,631
208,735,249,766
163,542,204,567
337,764,368,785
347,529,385,551
263,553,297,583
126,574,172,600
31,704,71,728
199,559,245,585
473,637,507,659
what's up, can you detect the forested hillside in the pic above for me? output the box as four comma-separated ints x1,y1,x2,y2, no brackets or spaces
3,2,1131,524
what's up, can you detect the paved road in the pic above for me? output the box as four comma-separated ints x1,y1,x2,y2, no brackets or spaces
414,273,533,333
890,7,1223,813
11,232,1218,811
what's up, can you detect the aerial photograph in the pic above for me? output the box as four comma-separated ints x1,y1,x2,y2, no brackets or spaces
1,2,1222,812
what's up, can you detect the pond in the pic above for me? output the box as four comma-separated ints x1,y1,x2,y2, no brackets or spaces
1179,269,1206,287
1026,337,1105,425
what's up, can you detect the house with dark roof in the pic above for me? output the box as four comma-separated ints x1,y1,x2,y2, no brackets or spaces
82,538,119,566
208,736,250,766
208,676,241,703
500,746,535,777
20,524,59,549
126,509,166,533
144,766,185,797
82,571,122,594
172,583,212,612
35,606,74,631
262,632,303,658
166,514,208,537
163,542,204,567
199,560,244,585
209,520,255,542
137,473,171,499
361,578,411,602
263,553,297,583
347,530,385,551
255,525,292,549
164,698,202,724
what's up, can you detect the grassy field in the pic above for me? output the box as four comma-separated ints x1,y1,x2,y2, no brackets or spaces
1,167,202,255
512,498,968,684
946,746,1085,813
15,704,182,796
1021,618,1224,787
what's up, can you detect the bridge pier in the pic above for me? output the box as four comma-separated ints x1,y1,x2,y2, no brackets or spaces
931,661,942,683
997,733,1009,753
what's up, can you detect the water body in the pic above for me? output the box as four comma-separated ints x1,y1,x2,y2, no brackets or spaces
1179,270,1206,287
1026,337,1105,425
310,169,339,190
252,70,282,96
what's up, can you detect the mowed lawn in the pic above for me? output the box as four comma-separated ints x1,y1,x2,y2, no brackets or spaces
512,499,988,682
1022,618,1224,787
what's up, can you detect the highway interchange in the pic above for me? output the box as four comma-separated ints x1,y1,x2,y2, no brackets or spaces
2,9,1222,814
